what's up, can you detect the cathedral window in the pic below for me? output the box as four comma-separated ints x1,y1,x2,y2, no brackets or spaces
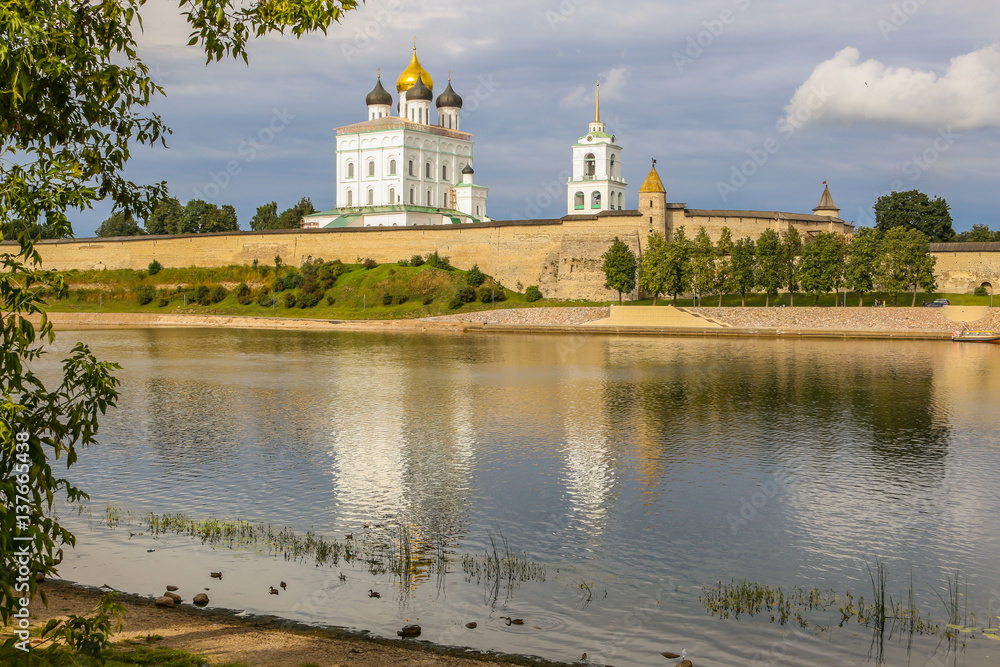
367,161,375,177
408,160,414,176
389,159,396,176
367,188,374,205
346,189,353,206
574,191,584,210
584,154,595,179
442,164,448,181
346,162,355,179
425,162,432,178
443,192,448,207
409,188,415,204
389,187,395,204
591,191,601,209
426,189,432,206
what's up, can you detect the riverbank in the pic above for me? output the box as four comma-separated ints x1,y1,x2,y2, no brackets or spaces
31,305,999,340
19,579,558,667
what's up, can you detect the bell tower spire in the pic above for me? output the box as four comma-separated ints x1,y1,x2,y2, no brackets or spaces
567,78,626,216
594,81,600,123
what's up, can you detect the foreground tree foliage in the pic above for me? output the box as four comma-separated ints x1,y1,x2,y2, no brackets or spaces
1,0,360,657
601,237,637,304
638,231,669,305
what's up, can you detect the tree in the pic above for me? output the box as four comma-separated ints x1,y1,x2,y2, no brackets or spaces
250,201,278,231
201,204,239,233
755,228,783,307
144,197,184,235
95,212,145,237
714,227,734,306
601,237,637,304
781,226,802,306
663,226,692,305
875,227,936,306
844,227,881,306
638,232,669,305
275,197,316,229
956,224,1000,243
181,199,212,234
1,0,361,641
690,227,716,306
730,237,757,307
799,232,845,305
874,190,956,242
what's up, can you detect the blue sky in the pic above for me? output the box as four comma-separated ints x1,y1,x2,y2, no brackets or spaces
72,0,999,236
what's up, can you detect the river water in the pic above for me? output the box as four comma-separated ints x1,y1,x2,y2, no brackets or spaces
37,327,1000,666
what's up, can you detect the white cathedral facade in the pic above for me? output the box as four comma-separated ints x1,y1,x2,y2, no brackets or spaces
302,47,489,229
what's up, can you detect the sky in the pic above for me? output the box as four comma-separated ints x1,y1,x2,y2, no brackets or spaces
72,0,1000,236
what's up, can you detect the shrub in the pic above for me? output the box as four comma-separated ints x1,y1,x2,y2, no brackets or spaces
235,282,252,305
448,294,465,309
410,254,425,267
382,292,393,305
422,295,434,305
208,285,228,304
974,285,988,296
425,251,451,270
479,284,506,303
326,295,336,305
525,285,542,302
191,285,209,305
147,259,162,276
363,257,378,270
255,287,272,306
397,259,409,266
456,285,476,303
134,284,156,305
157,297,169,307
466,264,486,287
395,293,408,304
284,292,297,308
298,292,320,308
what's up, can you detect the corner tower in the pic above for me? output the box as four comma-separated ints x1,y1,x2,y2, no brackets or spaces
566,82,627,215
813,181,841,219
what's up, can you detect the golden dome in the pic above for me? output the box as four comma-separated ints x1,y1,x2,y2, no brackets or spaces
396,49,433,93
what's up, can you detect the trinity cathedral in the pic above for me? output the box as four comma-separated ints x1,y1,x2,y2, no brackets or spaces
302,46,852,244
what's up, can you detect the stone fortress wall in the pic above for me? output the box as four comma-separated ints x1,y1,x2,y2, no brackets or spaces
12,216,998,302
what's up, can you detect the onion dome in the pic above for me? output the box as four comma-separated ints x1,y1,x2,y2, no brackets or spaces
396,48,433,93
366,75,392,106
407,73,433,101
462,163,474,175
436,79,463,109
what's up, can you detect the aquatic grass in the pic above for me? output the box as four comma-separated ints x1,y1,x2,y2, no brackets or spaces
461,529,547,607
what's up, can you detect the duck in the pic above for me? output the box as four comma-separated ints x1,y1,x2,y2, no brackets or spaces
279,581,286,590
269,586,279,595
345,533,354,540
338,573,347,582
368,589,381,598
503,616,524,625
210,572,222,579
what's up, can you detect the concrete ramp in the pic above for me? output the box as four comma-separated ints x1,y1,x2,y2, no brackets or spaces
941,305,990,323
584,305,728,328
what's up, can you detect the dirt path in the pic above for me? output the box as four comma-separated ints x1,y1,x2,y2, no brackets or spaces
22,580,548,667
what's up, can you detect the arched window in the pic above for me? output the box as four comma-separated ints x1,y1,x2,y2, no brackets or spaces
389,159,397,176
346,189,353,206
442,192,448,207
409,188,415,204
408,160,414,176
591,191,601,209
367,188,374,205
610,154,617,179
574,191,585,210
367,161,375,177
618,193,623,209
346,162,355,179
476,205,480,216
425,162,432,178
442,164,448,181
389,187,395,204
584,153,595,179
426,189,432,206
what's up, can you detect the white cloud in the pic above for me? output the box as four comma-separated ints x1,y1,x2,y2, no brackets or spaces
782,44,1000,131
559,66,630,110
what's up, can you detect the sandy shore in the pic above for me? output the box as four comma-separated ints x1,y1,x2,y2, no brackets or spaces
19,579,556,667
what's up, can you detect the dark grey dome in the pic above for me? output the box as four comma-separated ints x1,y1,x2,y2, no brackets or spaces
407,74,433,101
462,163,474,175
436,80,463,109
366,76,392,106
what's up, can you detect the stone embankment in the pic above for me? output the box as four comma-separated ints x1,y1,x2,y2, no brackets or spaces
426,306,611,326
696,306,999,332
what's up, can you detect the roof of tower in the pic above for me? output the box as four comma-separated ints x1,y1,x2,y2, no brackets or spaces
813,183,838,212
436,78,463,109
396,47,434,93
365,75,392,106
406,73,433,101
639,165,665,193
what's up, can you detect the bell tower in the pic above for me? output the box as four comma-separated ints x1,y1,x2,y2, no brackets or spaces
566,82,627,216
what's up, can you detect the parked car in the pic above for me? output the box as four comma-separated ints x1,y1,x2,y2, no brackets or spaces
925,299,950,307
